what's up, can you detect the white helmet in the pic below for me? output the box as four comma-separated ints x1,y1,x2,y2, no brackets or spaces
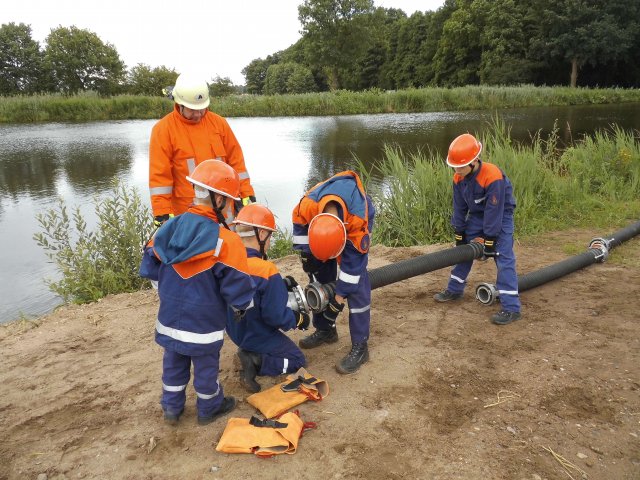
172,73,210,110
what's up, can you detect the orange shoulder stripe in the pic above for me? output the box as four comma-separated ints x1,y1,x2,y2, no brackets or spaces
247,257,279,280
475,163,503,187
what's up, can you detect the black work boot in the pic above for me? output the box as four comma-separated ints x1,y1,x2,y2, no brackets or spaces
299,327,338,349
491,310,521,325
433,289,463,302
197,396,236,426
163,408,184,426
237,349,262,393
336,342,369,374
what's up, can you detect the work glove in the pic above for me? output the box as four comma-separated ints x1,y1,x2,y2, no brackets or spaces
242,195,256,206
283,275,299,291
296,311,310,330
300,251,322,275
454,231,466,246
482,236,497,258
232,308,246,322
153,214,174,228
322,297,345,323
234,195,257,212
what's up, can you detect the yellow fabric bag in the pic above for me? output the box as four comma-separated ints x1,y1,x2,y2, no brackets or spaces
215,412,308,457
246,367,329,419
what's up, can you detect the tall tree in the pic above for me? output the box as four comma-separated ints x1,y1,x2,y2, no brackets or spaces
126,63,178,96
44,26,125,95
0,23,46,95
298,0,375,90
242,53,281,94
534,0,638,87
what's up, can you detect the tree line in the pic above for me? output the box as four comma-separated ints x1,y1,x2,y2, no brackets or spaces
2,0,639,98
244,0,640,94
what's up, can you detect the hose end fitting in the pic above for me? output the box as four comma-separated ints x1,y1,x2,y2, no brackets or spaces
475,282,498,305
304,282,336,314
287,285,310,315
588,237,610,263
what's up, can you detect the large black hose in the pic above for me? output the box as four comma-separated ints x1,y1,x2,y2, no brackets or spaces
304,242,485,312
475,219,640,305
368,242,485,290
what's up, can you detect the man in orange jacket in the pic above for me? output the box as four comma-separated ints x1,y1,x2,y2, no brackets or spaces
149,73,256,227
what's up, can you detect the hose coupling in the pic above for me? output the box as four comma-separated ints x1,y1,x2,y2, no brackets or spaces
475,282,498,305
304,281,336,314
588,237,611,262
286,285,310,315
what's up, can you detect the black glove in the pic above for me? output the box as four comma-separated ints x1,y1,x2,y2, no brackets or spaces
283,275,299,291
454,231,465,246
154,214,173,228
300,251,322,275
296,311,310,330
323,297,345,322
482,236,497,257
232,308,246,322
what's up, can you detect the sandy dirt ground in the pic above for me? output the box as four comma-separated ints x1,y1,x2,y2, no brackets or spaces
1,229,639,480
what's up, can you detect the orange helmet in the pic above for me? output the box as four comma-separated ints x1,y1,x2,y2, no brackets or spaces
308,213,347,261
186,159,240,200
232,204,277,232
446,133,482,168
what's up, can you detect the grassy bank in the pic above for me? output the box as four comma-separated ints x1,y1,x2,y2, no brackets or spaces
2,86,640,123
364,120,640,247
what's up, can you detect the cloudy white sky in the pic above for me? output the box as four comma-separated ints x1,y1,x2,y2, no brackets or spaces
3,0,445,85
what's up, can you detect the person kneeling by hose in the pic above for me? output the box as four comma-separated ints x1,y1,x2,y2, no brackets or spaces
226,204,308,393
292,171,375,374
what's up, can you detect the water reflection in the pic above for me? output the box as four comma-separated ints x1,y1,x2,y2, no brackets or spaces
63,143,133,195
0,147,60,200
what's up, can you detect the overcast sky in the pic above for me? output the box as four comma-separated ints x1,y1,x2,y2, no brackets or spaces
3,0,445,85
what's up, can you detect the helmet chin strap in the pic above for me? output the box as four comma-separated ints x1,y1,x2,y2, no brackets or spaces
254,227,271,260
209,191,231,230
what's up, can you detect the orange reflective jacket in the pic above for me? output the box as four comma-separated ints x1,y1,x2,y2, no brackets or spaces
149,105,255,217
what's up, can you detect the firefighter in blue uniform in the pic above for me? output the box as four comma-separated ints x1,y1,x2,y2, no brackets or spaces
140,159,255,425
433,133,522,325
292,171,375,374
226,203,309,393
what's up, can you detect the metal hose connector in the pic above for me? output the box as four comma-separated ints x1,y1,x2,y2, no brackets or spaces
588,237,611,262
304,281,335,314
475,282,498,305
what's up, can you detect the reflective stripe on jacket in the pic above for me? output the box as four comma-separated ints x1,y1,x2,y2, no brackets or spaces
139,205,255,356
149,105,254,217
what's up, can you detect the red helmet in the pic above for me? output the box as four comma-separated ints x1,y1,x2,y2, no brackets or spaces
186,159,240,200
308,213,347,261
232,204,276,232
446,133,482,168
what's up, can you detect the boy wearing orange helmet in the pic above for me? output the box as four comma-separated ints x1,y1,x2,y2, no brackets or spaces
292,171,375,374
434,134,521,325
226,204,309,393
140,160,256,425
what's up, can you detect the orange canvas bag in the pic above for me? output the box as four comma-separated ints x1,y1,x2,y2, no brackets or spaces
246,367,329,419
216,411,314,457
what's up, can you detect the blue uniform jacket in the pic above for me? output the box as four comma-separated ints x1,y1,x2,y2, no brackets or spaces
225,248,297,352
292,173,375,298
139,205,255,356
451,160,516,238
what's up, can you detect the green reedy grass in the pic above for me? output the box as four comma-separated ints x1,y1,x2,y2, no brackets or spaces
2,86,640,123
363,121,640,247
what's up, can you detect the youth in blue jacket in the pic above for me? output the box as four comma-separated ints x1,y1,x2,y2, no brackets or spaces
435,133,521,325
140,204,255,420
225,247,306,376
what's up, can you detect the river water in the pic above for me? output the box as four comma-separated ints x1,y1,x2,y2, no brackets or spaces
1,103,638,323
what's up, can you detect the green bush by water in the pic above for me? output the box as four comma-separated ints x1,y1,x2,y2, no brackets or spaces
2,86,640,123
34,181,155,303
